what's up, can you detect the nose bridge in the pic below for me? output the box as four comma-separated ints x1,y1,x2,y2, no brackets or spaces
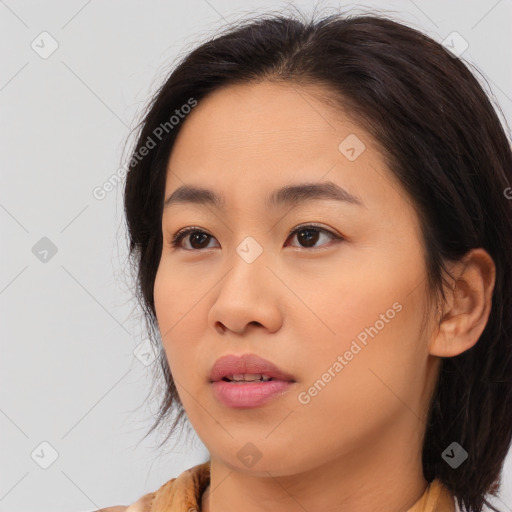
235,233,266,266
224,234,269,294
209,233,282,334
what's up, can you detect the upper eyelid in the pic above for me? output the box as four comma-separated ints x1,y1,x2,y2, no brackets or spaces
175,223,336,239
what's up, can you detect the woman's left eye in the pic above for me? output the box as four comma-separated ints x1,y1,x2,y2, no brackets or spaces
286,224,342,249
170,224,342,251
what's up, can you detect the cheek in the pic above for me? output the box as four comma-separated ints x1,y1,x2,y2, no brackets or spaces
154,264,202,340
291,308,427,458
153,269,176,343
296,249,429,408
153,269,188,364
325,233,427,358
153,266,209,383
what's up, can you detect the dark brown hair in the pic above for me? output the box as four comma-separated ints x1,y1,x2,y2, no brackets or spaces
123,9,512,512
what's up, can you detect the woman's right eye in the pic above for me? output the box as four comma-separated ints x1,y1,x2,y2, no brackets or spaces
171,227,218,250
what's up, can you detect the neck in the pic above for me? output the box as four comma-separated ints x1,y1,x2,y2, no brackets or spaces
201,418,428,512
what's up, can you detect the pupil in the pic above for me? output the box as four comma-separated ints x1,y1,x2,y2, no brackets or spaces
190,232,209,249
298,228,319,247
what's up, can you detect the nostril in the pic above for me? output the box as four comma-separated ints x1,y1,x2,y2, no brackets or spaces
215,322,226,334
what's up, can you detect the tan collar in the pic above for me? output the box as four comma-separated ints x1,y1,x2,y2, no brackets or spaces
151,460,211,511
407,478,456,512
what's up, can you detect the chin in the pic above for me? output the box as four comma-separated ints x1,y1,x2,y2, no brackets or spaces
216,450,301,477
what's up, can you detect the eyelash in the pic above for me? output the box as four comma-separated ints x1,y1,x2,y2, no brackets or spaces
170,223,343,251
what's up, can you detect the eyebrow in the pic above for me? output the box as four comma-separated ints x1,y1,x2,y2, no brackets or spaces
163,180,364,211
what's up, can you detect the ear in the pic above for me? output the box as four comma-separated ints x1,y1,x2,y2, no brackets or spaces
429,248,496,358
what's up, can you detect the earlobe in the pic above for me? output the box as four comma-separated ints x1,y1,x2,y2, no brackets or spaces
429,248,496,358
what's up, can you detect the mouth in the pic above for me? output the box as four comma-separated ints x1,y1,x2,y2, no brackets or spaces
209,353,297,408
209,353,296,383
220,373,276,382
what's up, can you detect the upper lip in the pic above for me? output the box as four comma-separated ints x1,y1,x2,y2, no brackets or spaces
209,353,296,382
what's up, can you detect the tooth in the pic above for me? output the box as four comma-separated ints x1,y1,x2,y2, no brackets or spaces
243,373,264,381
227,373,273,382
230,374,261,381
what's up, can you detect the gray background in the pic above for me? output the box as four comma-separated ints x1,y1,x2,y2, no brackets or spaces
1,1,511,511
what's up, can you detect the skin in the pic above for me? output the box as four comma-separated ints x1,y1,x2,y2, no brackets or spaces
152,81,496,512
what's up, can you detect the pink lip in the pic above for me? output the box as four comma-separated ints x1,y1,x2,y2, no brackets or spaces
209,353,296,382
209,353,296,408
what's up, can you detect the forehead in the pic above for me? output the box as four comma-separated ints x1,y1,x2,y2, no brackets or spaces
170,81,360,158
164,81,408,215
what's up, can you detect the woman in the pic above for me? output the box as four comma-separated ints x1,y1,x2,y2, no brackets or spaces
101,10,512,512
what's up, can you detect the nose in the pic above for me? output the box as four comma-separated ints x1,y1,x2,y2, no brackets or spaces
208,247,284,336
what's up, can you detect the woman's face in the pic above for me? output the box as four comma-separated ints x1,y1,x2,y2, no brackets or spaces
153,81,441,476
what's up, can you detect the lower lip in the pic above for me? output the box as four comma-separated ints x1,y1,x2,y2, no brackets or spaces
211,379,295,408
